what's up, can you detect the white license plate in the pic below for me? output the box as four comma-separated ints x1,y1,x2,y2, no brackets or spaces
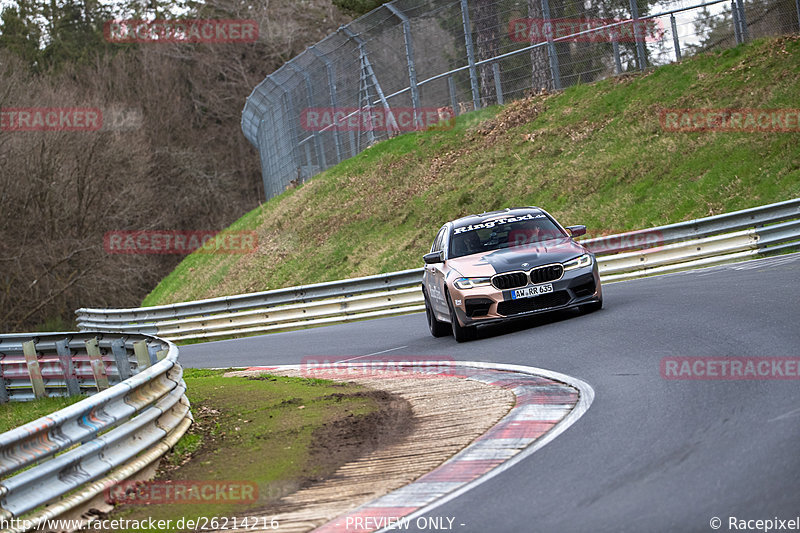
511,283,553,300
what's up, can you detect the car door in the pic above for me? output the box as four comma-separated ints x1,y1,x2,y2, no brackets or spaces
425,226,450,320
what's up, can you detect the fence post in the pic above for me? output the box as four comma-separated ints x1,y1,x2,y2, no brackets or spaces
55,339,80,396
272,81,301,186
309,45,343,164
111,338,131,381
268,78,302,188
448,76,460,116
257,115,273,199
133,340,151,371
386,4,422,127
257,99,278,200
541,0,562,90
460,0,481,110
23,340,46,399
670,14,682,61
629,0,647,70
342,26,398,135
796,0,800,32
735,0,749,42
288,63,327,172
492,62,504,105
732,1,742,44
357,51,376,146
85,338,109,392
612,40,623,75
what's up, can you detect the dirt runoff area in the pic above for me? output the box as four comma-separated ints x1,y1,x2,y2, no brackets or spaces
218,367,515,533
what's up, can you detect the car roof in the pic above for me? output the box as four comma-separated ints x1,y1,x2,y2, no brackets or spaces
450,207,545,229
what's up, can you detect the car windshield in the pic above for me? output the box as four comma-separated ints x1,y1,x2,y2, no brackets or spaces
448,214,566,259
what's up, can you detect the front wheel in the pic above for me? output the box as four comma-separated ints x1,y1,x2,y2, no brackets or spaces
448,293,477,342
424,290,450,338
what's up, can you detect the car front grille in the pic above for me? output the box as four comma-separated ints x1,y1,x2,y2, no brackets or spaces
492,272,528,290
530,264,564,284
496,291,570,316
492,264,564,290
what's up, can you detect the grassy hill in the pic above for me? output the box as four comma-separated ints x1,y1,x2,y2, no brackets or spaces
144,35,800,307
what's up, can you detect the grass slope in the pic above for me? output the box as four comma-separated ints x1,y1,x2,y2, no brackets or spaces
111,369,380,529
145,35,800,307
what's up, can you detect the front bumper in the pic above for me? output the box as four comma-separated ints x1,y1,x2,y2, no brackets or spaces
449,262,602,327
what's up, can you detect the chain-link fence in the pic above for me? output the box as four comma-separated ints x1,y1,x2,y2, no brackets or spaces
241,0,800,201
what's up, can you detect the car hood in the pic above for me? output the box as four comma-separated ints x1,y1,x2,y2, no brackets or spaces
446,237,588,276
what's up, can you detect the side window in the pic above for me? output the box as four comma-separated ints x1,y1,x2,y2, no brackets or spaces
432,227,447,253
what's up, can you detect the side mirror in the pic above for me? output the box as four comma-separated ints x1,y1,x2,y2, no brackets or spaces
423,251,444,264
566,225,587,238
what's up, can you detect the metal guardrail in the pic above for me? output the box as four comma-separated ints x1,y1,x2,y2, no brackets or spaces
76,198,800,342
0,332,192,531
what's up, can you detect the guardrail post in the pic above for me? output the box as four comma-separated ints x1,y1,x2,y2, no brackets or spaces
133,340,151,371
670,14,682,61
85,338,109,391
147,343,160,365
460,0,481,110
23,340,47,399
55,339,80,396
156,349,169,362
629,0,647,70
0,369,8,403
386,4,422,127
111,338,131,382
541,0,562,90
492,62,504,105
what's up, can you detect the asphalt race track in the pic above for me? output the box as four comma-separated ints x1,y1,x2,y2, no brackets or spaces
181,253,800,533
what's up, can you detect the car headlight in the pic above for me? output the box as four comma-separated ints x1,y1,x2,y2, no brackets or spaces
453,277,492,289
563,254,592,271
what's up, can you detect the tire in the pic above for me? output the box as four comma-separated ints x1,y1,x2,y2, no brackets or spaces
424,290,450,338
447,292,477,342
581,297,603,313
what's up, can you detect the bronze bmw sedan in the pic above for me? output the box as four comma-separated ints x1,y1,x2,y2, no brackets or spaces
422,207,603,342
